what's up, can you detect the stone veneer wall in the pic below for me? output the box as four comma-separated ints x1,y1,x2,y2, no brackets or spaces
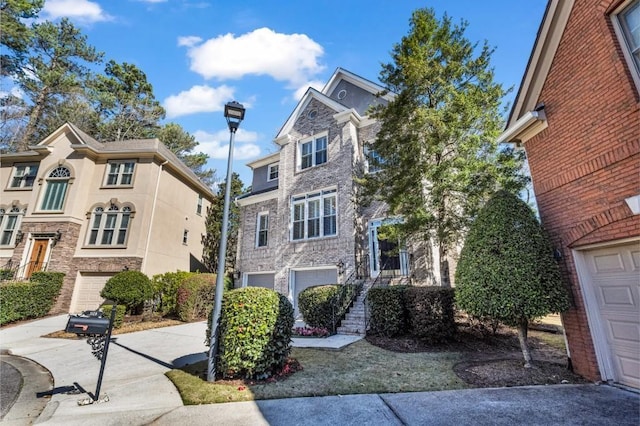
9,221,143,314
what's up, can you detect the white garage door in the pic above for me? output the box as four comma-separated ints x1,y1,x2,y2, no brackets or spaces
293,269,338,318
70,273,114,314
581,242,640,388
245,273,275,289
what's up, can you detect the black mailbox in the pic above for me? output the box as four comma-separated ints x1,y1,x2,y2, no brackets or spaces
65,315,110,335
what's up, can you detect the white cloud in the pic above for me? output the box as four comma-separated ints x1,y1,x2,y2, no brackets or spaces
163,85,235,118
293,80,325,101
184,27,324,86
194,129,260,160
178,36,202,47
43,0,112,23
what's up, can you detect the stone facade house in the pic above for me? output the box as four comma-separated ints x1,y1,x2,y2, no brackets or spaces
0,123,214,314
498,0,639,388
235,68,447,320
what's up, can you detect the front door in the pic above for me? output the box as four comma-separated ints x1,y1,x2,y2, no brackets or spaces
368,218,409,278
26,239,48,278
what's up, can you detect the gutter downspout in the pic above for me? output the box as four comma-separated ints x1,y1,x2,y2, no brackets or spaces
141,159,168,273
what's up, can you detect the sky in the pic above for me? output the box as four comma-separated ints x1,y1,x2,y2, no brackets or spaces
37,0,548,188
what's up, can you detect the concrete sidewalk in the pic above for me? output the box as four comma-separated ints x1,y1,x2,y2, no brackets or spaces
1,316,638,425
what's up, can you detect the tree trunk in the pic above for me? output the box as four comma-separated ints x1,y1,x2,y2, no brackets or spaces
439,244,451,288
517,318,533,368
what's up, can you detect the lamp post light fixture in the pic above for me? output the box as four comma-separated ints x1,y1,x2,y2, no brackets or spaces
207,101,245,382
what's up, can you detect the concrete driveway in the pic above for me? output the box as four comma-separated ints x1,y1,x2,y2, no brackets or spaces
1,315,638,425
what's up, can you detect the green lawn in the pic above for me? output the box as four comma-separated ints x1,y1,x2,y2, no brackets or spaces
166,339,470,404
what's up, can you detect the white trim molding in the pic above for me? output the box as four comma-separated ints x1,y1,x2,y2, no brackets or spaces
497,109,548,146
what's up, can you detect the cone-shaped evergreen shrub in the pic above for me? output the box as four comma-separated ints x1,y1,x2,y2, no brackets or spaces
455,190,570,367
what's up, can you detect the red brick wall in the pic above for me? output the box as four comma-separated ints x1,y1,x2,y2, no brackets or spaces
523,0,640,381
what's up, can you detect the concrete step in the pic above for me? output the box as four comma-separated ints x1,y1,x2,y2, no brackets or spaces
336,327,364,336
345,314,365,321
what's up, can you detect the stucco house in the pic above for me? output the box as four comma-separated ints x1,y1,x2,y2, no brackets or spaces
235,68,450,323
498,0,639,388
0,123,214,314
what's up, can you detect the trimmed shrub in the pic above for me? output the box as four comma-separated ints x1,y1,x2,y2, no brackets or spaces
455,190,570,367
0,272,64,325
100,304,127,329
298,284,359,332
214,287,294,379
366,286,407,337
404,287,456,342
100,271,153,314
152,271,193,316
298,285,338,330
176,273,216,322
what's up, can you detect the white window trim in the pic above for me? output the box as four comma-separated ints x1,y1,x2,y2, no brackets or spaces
256,211,269,247
290,187,338,241
612,0,640,93
364,144,384,174
296,131,329,171
39,166,72,212
0,206,24,246
103,160,136,187
196,194,203,215
8,163,39,189
267,163,279,181
85,203,133,247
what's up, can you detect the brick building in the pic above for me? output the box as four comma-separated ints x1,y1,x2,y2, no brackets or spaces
235,68,447,318
498,0,639,388
0,123,214,313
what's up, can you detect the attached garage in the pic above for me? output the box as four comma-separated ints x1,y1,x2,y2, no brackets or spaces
575,241,640,388
244,272,275,289
292,268,338,318
70,272,114,314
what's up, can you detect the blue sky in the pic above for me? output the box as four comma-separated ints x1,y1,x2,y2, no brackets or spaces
38,0,547,187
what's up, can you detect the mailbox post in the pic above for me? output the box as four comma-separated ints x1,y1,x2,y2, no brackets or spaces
65,302,117,404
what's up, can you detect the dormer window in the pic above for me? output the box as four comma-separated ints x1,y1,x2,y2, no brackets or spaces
297,132,328,171
9,164,38,189
268,164,279,181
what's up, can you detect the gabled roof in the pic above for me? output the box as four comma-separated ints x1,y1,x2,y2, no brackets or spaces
504,0,575,130
322,67,393,101
275,68,393,143
1,122,215,199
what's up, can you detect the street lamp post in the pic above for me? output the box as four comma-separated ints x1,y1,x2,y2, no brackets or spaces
207,101,245,382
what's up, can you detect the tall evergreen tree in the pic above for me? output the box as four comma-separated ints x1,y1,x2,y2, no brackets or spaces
0,0,44,77
157,123,215,186
363,8,527,286
90,60,165,142
7,18,103,149
202,173,244,273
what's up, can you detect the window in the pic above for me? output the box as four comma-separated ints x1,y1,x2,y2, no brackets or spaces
614,0,640,87
291,188,337,241
9,164,38,189
0,206,23,245
297,133,328,170
364,145,384,173
87,203,132,246
183,230,189,245
104,161,135,186
267,164,279,181
197,194,203,215
40,166,71,211
256,212,269,247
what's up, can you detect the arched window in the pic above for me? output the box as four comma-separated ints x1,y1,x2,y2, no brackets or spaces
87,203,132,246
41,166,71,211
